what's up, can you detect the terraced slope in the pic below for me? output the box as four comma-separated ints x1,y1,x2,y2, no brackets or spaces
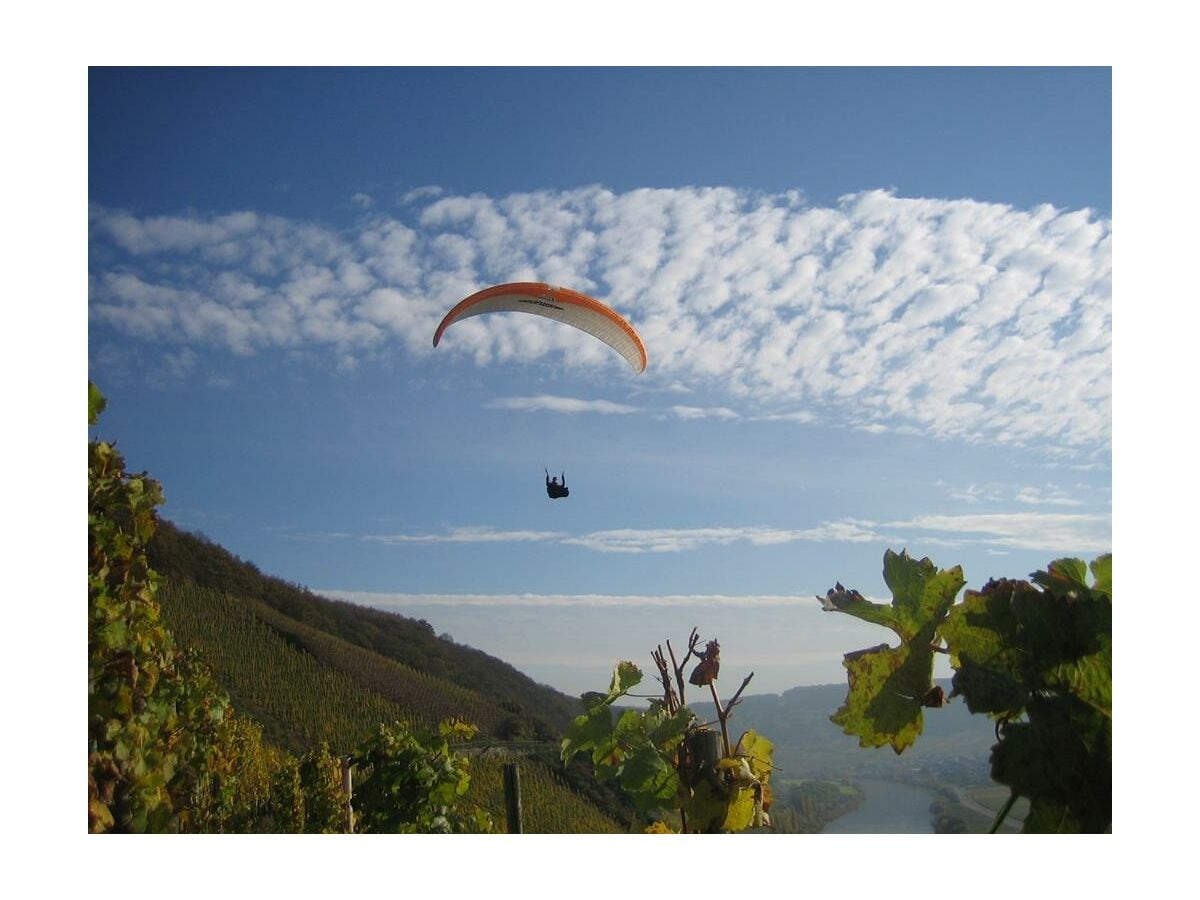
158,580,629,832
159,581,506,753
468,756,626,834
149,519,580,735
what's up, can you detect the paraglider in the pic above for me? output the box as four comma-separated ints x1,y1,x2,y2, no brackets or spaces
432,282,645,502
545,469,569,500
432,282,647,374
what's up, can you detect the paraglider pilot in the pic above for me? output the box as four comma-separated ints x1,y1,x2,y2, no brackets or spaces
545,468,569,499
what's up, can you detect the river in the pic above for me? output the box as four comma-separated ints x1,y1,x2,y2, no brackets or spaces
820,778,937,833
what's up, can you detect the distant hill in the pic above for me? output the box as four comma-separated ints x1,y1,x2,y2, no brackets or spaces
148,519,583,738
686,681,998,782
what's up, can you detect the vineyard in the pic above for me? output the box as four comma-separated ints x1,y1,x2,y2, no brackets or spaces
155,583,631,831
469,756,625,833
159,581,507,752
148,518,580,734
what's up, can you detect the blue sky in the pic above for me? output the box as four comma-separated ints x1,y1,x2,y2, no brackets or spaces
87,66,1112,699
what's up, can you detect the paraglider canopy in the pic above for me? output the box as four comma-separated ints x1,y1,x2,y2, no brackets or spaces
432,282,647,374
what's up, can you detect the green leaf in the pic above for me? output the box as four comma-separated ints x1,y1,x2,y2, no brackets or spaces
682,776,727,833
822,551,964,752
608,661,642,699
830,642,930,753
822,550,963,643
1031,557,1090,597
89,381,107,425
734,730,774,782
1089,553,1112,598
943,575,1111,718
1022,797,1080,833
647,705,693,752
950,658,1028,716
618,745,680,813
721,785,757,832
880,549,966,641
560,703,614,765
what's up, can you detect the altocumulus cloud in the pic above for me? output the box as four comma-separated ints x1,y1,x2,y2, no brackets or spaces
486,394,742,422
90,187,1110,449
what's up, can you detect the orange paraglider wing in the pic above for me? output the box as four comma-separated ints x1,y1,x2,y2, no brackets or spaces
432,282,647,373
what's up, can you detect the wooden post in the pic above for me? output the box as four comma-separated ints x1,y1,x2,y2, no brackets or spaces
687,728,722,770
341,757,354,834
503,762,523,834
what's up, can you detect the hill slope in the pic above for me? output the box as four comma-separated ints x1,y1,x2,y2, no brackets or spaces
148,526,630,832
148,519,582,736
158,580,514,753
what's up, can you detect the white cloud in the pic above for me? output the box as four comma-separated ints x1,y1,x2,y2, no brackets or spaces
319,590,862,608
90,186,1111,450
400,186,444,205
752,410,819,424
300,509,1106,556
484,395,640,415
945,482,1004,504
885,512,1110,553
667,405,740,420
362,526,566,545
943,480,1087,508
554,521,887,553
1014,484,1083,506
485,395,774,423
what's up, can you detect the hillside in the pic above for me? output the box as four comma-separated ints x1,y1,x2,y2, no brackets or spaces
148,525,631,832
158,581,510,754
148,518,583,737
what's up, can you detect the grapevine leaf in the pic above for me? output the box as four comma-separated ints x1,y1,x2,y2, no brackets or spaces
562,662,642,764
721,785,757,832
989,696,1111,833
1090,553,1112,598
647,705,693,752
1023,797,1080,833
683,777,727,833
1030,557,1090,597
580,691,608,710
824,551,963,753
618,745,679,813
950,657,1028,716
716,756,754,785
831,642,931,753
88,381,106,425
943,573,1112,719
817,584,903,632
880,548,966,641
560,703,614,765
608,661,642,699
734,730,774,782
